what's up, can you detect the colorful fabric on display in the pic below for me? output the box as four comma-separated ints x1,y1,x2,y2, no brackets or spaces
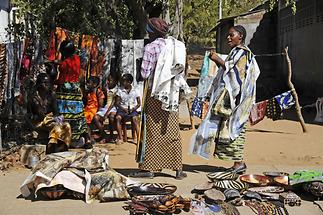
192,45,260,160
89,37,99,76
80,34,93,78
84,88,105,124
274,90,295,111
265,98,282,121
200,51,210,77
55,27,80,60
138,92,182,171
289,170,323,186
0,44,7,104
249,100,268,126
191,97,203,118
46,31,56,61
56,83,87,142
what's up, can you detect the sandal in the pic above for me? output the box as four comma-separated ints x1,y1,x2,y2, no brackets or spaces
175,170,187,180
226,163,247,174
128,171,154,179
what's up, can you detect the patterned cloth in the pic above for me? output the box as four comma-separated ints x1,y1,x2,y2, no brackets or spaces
274,90,295,111
249,100,268,126
191,97,203,118
150,36,191,112
191,97,209,119
20,148,132,203
265,98,282,121
121,40,145,85
138,92,182,172
215,123,246,161
192,45,260,160
141,38,166,89
56,83,88,142
0,44,7,104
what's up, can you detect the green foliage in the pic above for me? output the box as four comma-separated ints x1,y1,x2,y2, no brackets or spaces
11,0,136,39
180,0,265,46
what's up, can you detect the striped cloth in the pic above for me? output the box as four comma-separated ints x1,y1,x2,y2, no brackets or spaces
56,83,88,142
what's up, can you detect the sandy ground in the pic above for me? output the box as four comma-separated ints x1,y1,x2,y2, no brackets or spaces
0,104,323,215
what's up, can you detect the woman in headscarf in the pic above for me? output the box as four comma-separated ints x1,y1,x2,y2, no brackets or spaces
55,40,92,148
129,18,188,180
191,25,260,173
28,73,71,153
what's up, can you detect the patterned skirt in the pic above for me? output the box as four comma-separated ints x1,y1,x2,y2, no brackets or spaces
56,83,88,142
214,120,246,161
139,94,182,172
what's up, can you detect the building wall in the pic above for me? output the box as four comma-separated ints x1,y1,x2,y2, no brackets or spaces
278,0,323,99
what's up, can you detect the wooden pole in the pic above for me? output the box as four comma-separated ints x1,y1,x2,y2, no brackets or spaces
187,100,195,130
284,47,307,133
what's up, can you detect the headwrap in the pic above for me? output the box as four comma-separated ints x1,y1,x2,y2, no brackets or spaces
147,18,169,37
232,25,247,42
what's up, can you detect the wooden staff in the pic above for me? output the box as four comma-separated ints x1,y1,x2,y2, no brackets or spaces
187,100,195,130
284,47,307,133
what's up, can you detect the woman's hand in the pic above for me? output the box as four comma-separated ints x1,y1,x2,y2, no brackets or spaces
209,50,226,70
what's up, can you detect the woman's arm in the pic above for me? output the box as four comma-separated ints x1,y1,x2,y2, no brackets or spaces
209,50,226,70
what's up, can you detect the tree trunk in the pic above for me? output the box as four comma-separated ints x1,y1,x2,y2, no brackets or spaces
162,0,171,24
125,0,147,39
172,0,184,41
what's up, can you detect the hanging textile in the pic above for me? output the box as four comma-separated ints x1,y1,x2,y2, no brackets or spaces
53,27,80,60
120,39,145,85
249,100,268,126
80,34,93,78
100,39,115,86
89,37,99,76
46,31,56,61
265,98,282,121
274,90,295,111
0,43,7,104
55,27,68,60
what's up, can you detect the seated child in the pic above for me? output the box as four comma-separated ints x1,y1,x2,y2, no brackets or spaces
83,76,105,137
115,74,141,144
94,74,118,141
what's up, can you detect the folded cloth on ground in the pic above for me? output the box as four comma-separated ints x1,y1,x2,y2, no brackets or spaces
20,148,135,203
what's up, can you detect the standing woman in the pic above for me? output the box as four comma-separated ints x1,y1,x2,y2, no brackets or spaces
129,18,187,180
56,40,91,147
192,25,260,173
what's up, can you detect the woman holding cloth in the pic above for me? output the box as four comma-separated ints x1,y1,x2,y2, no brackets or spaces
129,18,190,180
192,25,260,173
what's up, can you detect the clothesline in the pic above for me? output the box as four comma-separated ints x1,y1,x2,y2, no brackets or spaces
255,53,286,57
257,88,295,103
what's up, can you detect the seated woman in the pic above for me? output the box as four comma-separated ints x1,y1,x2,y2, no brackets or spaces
115,74,141,144
28,73,71,154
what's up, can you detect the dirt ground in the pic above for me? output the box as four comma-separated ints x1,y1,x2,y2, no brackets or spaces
0,104,323,215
